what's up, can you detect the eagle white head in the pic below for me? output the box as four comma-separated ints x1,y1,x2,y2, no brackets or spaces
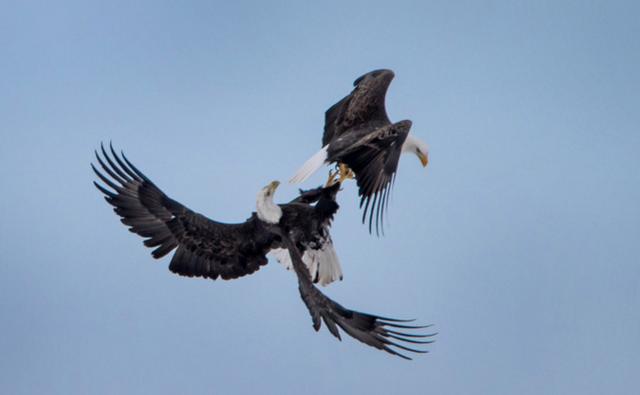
402,133,429,167
257,180,282,224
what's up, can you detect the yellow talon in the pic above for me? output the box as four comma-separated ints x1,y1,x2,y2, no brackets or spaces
325,168,339,187
338,163,355,183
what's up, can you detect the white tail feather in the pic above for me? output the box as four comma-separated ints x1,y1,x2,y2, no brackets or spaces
270,248,293,270
310,238,343,286
289,145,329,184
269,240,343,286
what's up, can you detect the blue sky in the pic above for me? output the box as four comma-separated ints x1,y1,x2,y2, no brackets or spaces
1,1,639,394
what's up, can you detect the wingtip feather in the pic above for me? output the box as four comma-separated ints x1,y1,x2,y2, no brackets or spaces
289,145,329,184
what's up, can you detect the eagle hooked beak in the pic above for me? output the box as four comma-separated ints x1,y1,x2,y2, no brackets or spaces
267,180,280,194
418,151,429,167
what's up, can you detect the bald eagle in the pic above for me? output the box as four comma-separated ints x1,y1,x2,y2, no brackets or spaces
92,144,434,359
290,69,429,235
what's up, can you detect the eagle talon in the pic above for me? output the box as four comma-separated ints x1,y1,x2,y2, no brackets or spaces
325,169,339,187
338,163,355,183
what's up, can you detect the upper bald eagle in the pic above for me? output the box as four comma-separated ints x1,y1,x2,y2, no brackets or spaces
290,69,429,235
92,143,434,359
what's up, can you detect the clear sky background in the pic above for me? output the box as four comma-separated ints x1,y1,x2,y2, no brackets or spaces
1,1,639,394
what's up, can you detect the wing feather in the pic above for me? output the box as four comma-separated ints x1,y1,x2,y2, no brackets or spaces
281,234,434,360
337,122,410,235
322,70,393,146
93,143,273,281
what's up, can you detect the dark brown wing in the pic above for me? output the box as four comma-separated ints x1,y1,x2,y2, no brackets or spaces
92,143,274,280
289,183,340,205
337,121,412,235
322,69,394,146
280,233,435,360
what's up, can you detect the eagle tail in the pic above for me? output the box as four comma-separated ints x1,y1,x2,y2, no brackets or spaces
307,238,343,286
269,242,343,287
289,145,329,184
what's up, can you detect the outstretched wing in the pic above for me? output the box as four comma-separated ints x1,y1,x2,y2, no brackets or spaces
92,143,273,280
340,121,411,236
322,69,394,146
280,233,435,360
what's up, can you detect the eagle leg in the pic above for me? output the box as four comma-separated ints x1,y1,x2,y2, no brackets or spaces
325,168,339,187
338,163,355,183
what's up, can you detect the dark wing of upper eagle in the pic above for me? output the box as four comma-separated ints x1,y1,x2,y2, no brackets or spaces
92,143,274,280
322,69,393,146
336,121,411,235
280,234,435,360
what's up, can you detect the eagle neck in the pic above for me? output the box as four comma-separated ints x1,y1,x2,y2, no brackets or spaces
257,191,282,224
401,133,418,153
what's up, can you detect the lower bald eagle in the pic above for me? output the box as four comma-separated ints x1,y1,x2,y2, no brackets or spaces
92,143,434,359
290,69,429,235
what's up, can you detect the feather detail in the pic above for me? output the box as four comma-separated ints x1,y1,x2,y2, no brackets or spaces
269,239,343,287
289,145,329,184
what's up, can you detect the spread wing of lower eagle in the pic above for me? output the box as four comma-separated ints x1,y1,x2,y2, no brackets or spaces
280,235,435,360
92,143,274,280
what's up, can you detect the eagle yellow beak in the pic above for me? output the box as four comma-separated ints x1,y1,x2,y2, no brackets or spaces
268,180,280,193
418,151,429,167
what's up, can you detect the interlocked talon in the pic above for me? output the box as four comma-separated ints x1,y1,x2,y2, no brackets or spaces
338,163,355,183
325,168,339,187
